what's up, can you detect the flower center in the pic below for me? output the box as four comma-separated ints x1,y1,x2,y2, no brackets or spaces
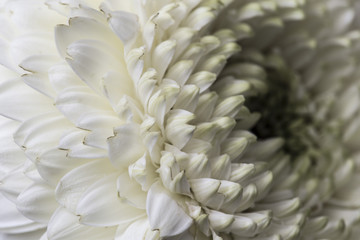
245,53,319,157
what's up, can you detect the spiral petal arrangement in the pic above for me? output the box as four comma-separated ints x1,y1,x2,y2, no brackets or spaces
1,0,360,239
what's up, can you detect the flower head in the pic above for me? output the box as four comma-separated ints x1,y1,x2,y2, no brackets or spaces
1,0,360,239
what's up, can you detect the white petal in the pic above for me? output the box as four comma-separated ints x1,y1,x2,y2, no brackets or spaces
0,116,24,173
189,178,220,204
66,39,127,95
314,219,345,239
230,163,256,183
170,27,196,61
16,182,58,223
213,95,245,118
107,123,146,169
101,71,135,109
230,215,257,237
59,128,107,159
19,54,59,98
55,17,123,58
13,112,72,160
0,193,45,234
255,198,300,217
5,0,65,30
0,170,32,202
158,152,191,195
187,71,217,93
47,207,117,240
182,138,212,154
252,171,274,201
196,55,226,75
0,78,54,121
235,184,258,212
177,153,211,179
147,182,193,237
109,11,139,52
165,60,194,87
332,85,360,120
55,86,114,125
0,34,17,71
152,40,176,79
194,92,218,123
128,154,157,191
333,159,355,189
165,109,196,150
182,6,215,31
55,159,115,212
137,69,157,110
243,138,284,160
117,172,147,209
125,46,145,85
10,32,57,67
147,90,167,128
221,137,248,161
208,210,234,231
48,62,86,93
0,229,46,240
213,77,250,98
115,217,159,240
302,216,329,234
173,84,200,112
76,174,145,226
210,154,231,180
35,148,88,186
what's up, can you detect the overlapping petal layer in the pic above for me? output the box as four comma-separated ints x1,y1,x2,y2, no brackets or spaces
0,0,360,240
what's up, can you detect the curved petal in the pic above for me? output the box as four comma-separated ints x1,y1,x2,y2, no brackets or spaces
146,181,193,237
0,193,45,234
16,182,58,224
107,123,145,169
115,217,159,240
55,159,115,212
76,173,145,226
47,207,117,240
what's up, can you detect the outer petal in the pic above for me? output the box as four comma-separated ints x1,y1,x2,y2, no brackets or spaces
109,11,139,52
0,230,46,240
0,78,54,121
55,16,123,58
117,172,147,209
66,39,128,95
55,159,115,212
0,193,45,234
76,173,145,226
115,217,159,240
16,182,58,224
0,116,24,174
146,181,193,237
47,207,117,240
107,123,146,169
35,148,89,186
0,169,32,202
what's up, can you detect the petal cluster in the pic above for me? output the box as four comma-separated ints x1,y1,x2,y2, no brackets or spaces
0,0,360,240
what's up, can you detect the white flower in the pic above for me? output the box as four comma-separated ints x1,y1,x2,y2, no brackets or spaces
1,0,360,239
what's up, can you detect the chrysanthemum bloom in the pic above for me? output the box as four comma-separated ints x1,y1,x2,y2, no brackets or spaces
1,0,360,239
